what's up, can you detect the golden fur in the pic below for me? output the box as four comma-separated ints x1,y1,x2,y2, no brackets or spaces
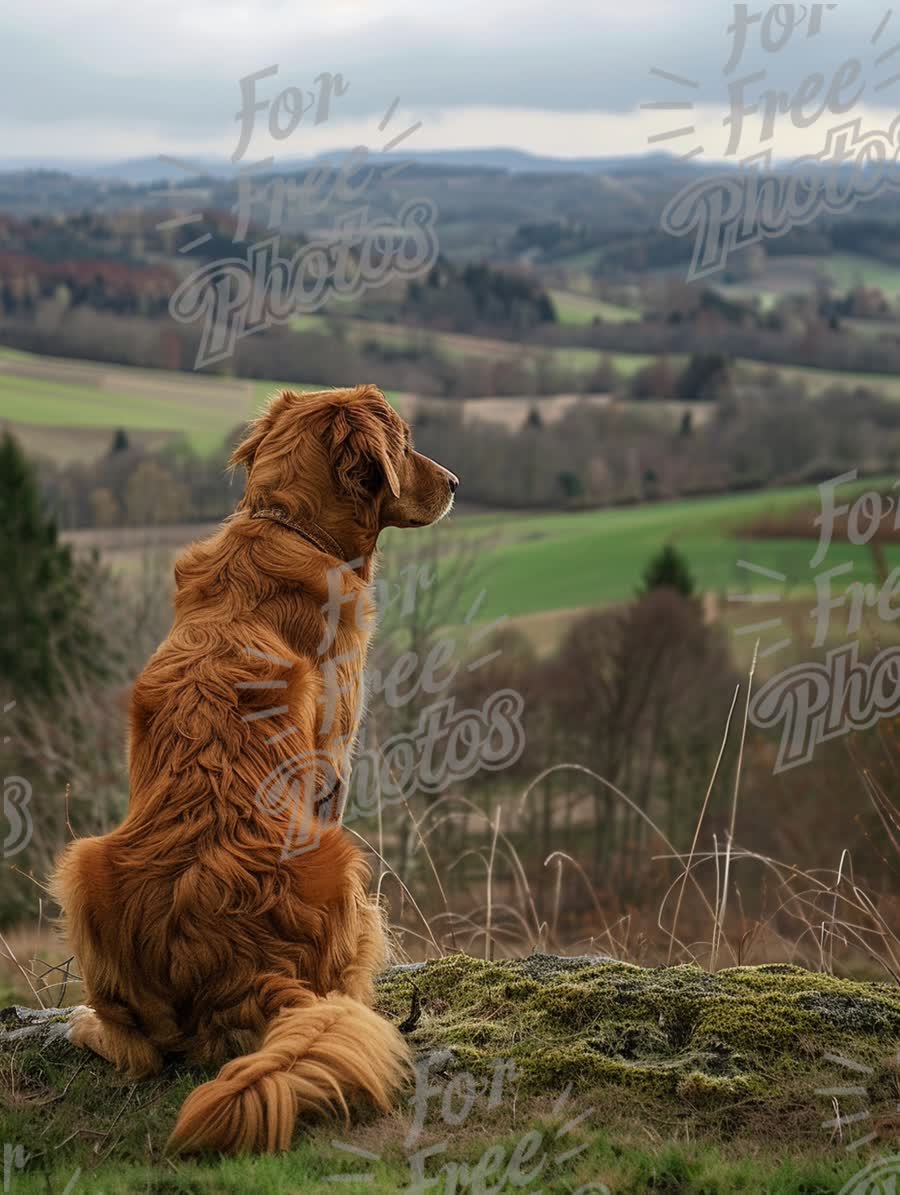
51,385,457,1154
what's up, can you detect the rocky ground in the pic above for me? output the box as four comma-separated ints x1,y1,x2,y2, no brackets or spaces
1,954,899,1193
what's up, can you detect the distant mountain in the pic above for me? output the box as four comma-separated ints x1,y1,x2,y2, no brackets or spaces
0,148,706,185
0,157,111,174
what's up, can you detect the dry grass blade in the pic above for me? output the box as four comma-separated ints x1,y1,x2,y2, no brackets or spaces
519,763,738,964
344,828,444,958
667,682,740,965
711,642,757,972
485,807,501,962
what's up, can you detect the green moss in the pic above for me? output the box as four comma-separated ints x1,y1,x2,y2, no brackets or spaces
1,954,898,1190
377,955,900,1118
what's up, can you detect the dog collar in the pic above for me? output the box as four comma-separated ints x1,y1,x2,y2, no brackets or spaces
250,506,348,561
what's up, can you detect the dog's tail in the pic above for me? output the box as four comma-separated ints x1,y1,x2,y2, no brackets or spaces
168,990,410,1155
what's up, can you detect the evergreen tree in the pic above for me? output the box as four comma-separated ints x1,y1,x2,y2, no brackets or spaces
0,431,103,697
640,543,695,599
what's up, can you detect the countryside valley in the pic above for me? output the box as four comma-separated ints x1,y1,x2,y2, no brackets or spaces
2,150,900,1192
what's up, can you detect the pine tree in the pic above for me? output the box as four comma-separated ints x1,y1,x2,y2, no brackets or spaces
0,431,103,697
640,543,695,599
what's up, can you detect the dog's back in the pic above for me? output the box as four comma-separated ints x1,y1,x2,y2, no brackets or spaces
53,518,406,1150
52,386,457,1153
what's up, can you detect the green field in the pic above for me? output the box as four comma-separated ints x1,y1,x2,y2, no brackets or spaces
84,478,889,630
413,482,899,625
289,314,661,381
0,348,353,457
742,358,900,401
825,251,900,300
714,283,781,312
554,243,613,271
548,289,640,325
0,370,256,456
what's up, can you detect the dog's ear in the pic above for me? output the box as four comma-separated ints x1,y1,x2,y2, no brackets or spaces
229,417,268,475
329,398,402,504
229,390,295,475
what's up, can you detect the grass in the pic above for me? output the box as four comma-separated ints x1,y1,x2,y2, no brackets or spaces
0,347,373,457
548,289,640,325
0,372,240,456
713,283,782,312
74,476,899,654
0,1120,877,1193
3,955,897,1193
826,252,900,300
0,350,258,455
553,244,613,271
413,481,900,625
0,1118,880,1193
713,252,900,310
288,314,661,382
740,358,900,401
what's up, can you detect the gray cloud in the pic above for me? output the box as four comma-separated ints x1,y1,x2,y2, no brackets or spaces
0,2,893,153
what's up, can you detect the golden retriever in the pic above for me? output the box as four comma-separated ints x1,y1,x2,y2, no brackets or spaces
51,385,458,1154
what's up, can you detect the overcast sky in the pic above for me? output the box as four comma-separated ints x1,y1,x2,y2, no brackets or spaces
2,1,898,162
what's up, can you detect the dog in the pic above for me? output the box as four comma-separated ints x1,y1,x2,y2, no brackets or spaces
51,385,458,1154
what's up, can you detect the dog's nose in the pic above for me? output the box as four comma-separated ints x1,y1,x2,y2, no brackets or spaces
447,473,459,494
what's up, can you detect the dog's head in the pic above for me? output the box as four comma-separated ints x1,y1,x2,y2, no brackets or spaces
231,386,457,552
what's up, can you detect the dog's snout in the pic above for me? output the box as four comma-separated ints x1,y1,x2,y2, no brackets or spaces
447,472,459,495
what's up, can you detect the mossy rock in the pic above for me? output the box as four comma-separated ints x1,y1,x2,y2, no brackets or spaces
1,954,898,1191
376,954,900,1117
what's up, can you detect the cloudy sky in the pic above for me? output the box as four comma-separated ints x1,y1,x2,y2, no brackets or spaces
2,0,898,163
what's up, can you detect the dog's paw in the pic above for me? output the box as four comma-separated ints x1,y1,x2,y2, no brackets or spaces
65,1005,97,1043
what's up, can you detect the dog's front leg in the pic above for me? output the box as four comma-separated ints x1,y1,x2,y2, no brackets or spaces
66,1006,163,1079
